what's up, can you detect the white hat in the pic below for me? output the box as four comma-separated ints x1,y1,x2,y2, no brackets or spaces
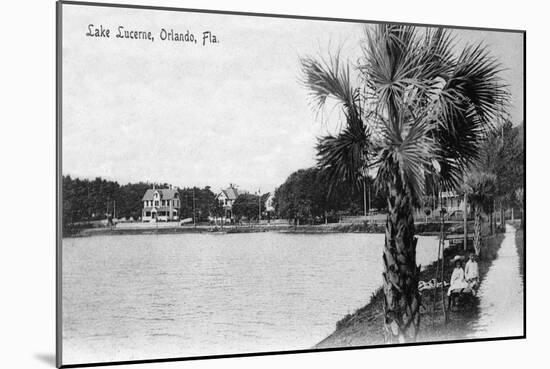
451,255,464,263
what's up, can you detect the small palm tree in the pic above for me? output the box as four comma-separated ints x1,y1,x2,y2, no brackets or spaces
462,171,497,255
301,25,508,343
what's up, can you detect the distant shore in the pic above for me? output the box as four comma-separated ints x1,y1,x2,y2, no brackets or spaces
314,224,520,348
64,220,468,238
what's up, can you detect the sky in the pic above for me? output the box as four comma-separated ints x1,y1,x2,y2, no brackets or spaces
62,4,524,194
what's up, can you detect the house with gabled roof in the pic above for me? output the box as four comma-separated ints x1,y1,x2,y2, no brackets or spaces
217,184,242,219
142,186,180,222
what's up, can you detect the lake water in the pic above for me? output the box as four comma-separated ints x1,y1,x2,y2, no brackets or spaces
62,232,440,364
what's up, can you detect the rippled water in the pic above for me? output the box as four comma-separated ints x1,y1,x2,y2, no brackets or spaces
470,225,524,338
62,232,440,364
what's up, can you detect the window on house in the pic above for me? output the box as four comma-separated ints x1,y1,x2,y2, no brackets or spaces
146,211,151,216
155,200,159,206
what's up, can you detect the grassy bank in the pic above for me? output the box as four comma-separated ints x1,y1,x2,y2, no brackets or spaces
280,223,385,234
514,223,525,284
315,230,505,348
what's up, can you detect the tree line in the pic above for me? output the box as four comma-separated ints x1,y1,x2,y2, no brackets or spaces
461,119,524,254
62,170,387,229
272,167,386,224
62,176,225,226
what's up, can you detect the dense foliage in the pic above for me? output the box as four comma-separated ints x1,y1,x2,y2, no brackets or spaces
232,193,269,222
480,120,524,209
62,176,149,224
178,186,224,221
272,167,385,224
62,176,222,227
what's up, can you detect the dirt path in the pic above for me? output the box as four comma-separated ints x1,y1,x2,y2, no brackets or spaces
469,224,524,338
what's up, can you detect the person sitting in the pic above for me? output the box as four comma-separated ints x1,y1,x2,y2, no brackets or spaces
447,256,469,307
464,253,480,295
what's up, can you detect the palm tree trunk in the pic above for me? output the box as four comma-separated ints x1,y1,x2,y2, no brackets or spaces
382,180,420,343
474,206,482,256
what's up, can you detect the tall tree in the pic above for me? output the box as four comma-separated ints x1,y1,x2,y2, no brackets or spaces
232,193,264,222
179,186,220,222
301,25,508,342
462,171,497,255
479,120,523,223
273,167,384,224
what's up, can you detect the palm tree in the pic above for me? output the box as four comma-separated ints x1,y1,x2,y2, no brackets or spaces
462,171,497,256
477,127,502,234
301,25,508,343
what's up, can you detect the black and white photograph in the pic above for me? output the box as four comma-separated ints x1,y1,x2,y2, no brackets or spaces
56,1,525,367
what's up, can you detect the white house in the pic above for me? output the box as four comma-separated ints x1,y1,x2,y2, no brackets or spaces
440,191,467,214
421,191,470,219
217,184,241,219
142,187,180,222
265,192,275,213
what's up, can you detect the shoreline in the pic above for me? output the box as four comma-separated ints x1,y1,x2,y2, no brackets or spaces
64,220,466,238
315,225,516,348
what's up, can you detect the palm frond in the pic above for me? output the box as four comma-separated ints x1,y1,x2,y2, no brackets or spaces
438,42,509,133
462,170,497,213
316,119,372,193
302,24,510,207
301,50,373,191
427,41,509,190
300,52,361,124
360,25,427,131
376,110,435,205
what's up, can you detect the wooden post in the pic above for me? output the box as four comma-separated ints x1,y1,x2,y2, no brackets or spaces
441,212,447,323
363,180,367,217
193,187,196,229
441,246,447,323
258,190,261,226
432,229,442,325
463,193,468,251
500,200,503,227
368,184,371,214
